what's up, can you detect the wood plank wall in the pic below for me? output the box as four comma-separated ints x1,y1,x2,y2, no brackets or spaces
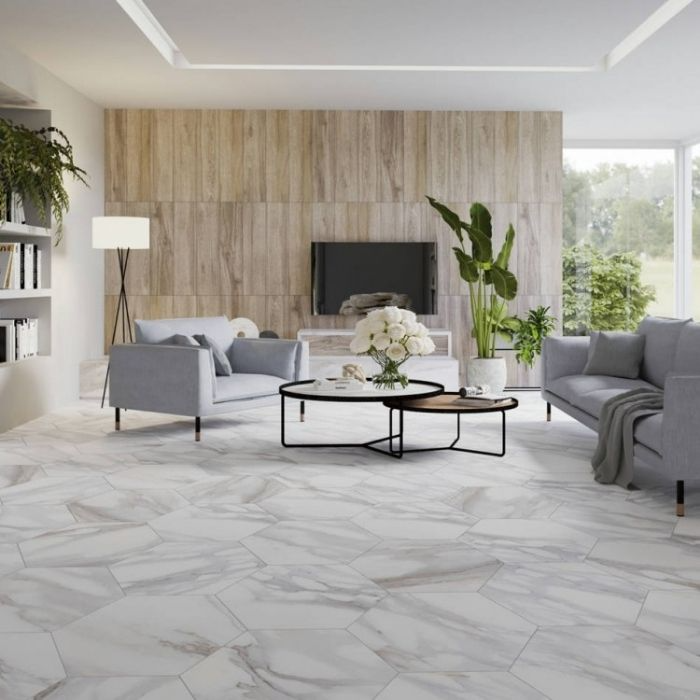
104,109,562,386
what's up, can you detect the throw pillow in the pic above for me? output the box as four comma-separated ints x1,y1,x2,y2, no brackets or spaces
159,334,199,347
193,334,233,376
583,331,646,379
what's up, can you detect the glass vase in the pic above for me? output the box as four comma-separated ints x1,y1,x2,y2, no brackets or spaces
372,358,409,390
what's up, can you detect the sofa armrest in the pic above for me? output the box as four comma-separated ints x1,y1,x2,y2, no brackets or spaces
542,336,591,387
109,343,214,416
662,375,700,479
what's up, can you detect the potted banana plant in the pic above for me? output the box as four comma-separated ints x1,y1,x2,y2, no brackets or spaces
427,197,517,392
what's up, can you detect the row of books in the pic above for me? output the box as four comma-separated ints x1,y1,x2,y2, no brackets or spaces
0,243,43,290
0,318,39,363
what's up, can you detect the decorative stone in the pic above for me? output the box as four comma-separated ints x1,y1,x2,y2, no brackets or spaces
339,293,410,315
342,364,366,382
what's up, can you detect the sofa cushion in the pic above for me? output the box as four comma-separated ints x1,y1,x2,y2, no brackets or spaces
637,316,691,388
214,373,284,403
159,334,199,347
229,338,297,380
136,317,234,352
583,331,645,379
634,413,663,454
673,322,700,375
548,374,656,416
194,334,233,376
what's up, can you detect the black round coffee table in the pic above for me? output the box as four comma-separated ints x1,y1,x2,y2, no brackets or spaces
382,391,519,457
279,379,444,458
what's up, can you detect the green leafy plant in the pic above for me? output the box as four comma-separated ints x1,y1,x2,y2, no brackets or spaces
563,244,655,334
427,198,518,358
501,306,557,368
0,117,88,244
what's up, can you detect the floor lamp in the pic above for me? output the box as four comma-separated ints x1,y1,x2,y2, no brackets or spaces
92,216,150,408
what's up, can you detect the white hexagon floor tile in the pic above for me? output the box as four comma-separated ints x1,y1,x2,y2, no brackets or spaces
0,566,123,632
110,540,262,595
512,624,700,700
33,676,193,700
375,672,546,699
480,562,647,626
53,596,243,676
637,589,700,655
350,539,501,592
0,632,65,698
181,630,395,700
241,520,380,565
218,564,386,629
348,592,534,672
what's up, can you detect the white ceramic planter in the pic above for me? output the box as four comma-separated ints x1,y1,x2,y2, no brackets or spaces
466,357,507,393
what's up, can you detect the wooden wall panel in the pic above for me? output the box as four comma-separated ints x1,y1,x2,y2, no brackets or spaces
151,110,174,201
125,110,151,202
105,110,126,202
104,109,562,387
173,111,199,202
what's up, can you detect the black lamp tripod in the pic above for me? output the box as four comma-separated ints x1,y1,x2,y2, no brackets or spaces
101,247,133,408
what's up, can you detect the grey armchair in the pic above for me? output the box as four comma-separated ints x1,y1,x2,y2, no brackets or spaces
109,316,308,440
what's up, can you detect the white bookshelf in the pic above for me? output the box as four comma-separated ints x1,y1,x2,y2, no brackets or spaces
0,289,52,300
0,222,51,238
0,108,54,366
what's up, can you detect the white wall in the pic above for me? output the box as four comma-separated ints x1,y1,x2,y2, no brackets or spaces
0,45,104,431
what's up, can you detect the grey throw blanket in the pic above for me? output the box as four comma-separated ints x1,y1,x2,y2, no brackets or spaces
592,388,663,488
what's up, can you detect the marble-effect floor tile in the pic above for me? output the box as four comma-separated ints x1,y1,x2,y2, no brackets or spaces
181,630,395,700
53,596,243,676
218,564,386,629
0,393,696,699
512,625,700,700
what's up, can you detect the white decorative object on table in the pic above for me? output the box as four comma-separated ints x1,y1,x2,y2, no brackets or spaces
342,363,366,383
229,317,260,338
350,306,435,389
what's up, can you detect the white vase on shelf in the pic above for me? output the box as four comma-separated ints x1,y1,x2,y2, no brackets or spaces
466,357,507,393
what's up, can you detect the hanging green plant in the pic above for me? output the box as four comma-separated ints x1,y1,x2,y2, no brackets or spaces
0,117,88,244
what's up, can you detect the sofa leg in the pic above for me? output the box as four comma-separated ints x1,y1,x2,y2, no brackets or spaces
300,400,305,423
195,416,201,442
546,402,551,422
677,480,685,517
115,407,121,431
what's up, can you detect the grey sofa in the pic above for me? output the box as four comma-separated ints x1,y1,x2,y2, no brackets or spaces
109,316,308,440
542,317,700,516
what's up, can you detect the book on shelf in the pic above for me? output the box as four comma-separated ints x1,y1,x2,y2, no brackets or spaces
0,318,39,363
0,242,42,290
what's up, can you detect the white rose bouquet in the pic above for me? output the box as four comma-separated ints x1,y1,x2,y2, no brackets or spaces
349,306,436,389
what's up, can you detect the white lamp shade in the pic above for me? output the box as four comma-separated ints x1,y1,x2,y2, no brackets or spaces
92,216,150,249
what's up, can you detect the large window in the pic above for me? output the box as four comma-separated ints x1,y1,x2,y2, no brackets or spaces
563,149,675,334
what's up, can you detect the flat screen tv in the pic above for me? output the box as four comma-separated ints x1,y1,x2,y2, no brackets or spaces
311,242,437,315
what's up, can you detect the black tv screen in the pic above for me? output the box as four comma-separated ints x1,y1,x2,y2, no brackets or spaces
312,242,437,315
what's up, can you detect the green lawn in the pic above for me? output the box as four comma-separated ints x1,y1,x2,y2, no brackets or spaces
640,258,700,318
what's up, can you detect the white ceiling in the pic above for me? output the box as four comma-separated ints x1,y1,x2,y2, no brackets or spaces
0,0,699,140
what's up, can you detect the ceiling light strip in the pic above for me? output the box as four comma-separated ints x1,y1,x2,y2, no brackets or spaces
115,0,696,73
604,0,695,69
187,63,598,73
114,0,181,66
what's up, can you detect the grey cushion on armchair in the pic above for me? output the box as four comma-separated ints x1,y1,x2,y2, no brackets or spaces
228,338,300,380
136,317,235,353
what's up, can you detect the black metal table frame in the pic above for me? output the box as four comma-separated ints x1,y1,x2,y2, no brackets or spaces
279,379,443,459
384,402,515,457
